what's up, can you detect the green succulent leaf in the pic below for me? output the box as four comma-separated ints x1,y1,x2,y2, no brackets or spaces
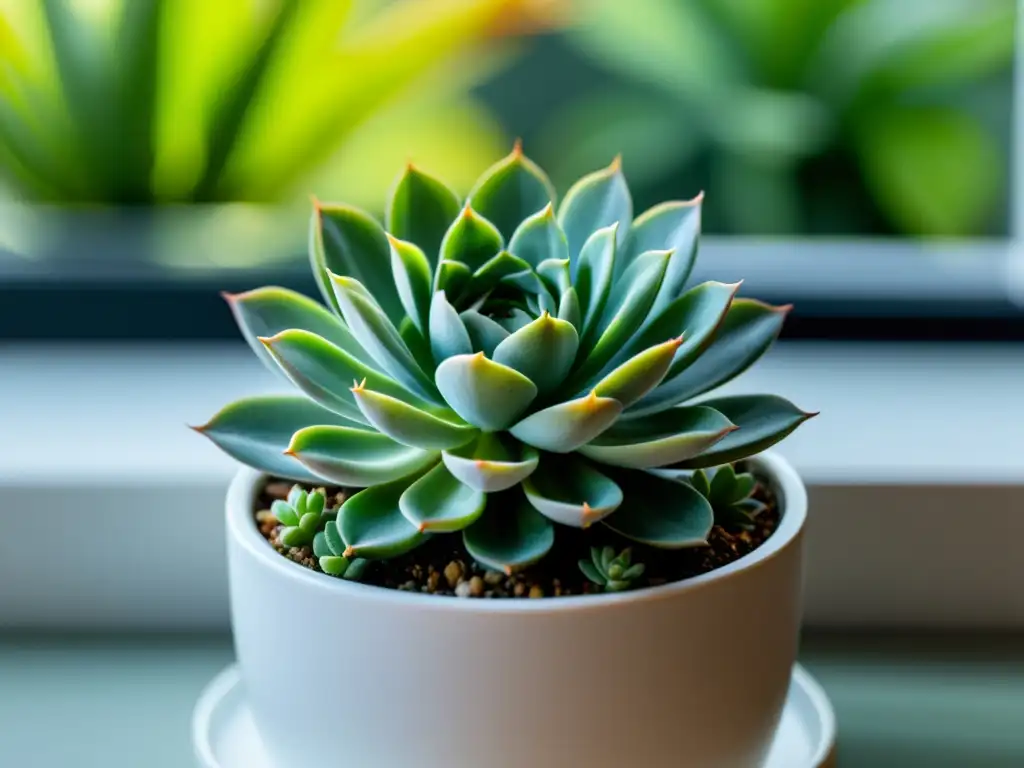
569,249,671,389
507,203,568,268
271,499,299,527
579,559,605,585
581,405,735,469
459,310,510,356
286,486,305,512
330,274,438,402
386,165,461,265
286,425,439,486
537,258,572,297
429,289,474,364
464,251,532,300
558,287,582,329
509,393,622,454
522,455,622,528
279,526,310,547
619,199,703,314
557,157,632,261
399,462,486,533
312,203,403,322
435,353,538,431
324,520,345,556
501,267,559,311
592,336,684,408
261,329,429,424
440,205,504,272
611,280,740,376
674,395,817,469
225,286,373,376
604,471,714,548
442,433,539,492
312,530,332,559
298,511,321,534
492,313,579,395
467,142,557,241
495,308,535,334
351,384,477,451
630,299,789,417
573,223,618,336
690,468,711,498
388,235,433,335
319,556,350,577
709,464,755,507
339,477,427,559
193,395,349,482
433,259,473,302
463,495,555,574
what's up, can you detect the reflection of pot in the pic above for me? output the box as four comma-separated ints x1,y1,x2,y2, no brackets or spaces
0,203,305,274
226,451,808,768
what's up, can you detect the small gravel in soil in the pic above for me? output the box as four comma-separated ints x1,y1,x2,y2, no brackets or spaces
255,464,780,598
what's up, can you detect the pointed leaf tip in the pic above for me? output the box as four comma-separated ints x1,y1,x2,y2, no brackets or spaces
512,137,523,156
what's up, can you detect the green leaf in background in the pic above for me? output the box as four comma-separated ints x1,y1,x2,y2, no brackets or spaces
537,89,700,207
856,105,1002,237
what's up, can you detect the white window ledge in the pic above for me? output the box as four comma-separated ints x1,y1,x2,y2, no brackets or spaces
1,341,1022,629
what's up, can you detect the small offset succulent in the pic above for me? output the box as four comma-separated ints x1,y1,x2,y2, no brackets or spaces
689,465,767,532
271,486,332,548
312,523,370,580
579,546,645,592
194,142,815,575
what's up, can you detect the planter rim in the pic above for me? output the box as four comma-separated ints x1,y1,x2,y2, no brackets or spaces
226,451,806,615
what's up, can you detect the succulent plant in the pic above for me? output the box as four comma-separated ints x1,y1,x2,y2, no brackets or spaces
271,485,332,547
312,523,370,580
193,143,815,574
579,546,644,592
689,465,767,532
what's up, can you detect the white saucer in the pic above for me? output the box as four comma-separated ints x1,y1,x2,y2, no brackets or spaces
193,663,836,767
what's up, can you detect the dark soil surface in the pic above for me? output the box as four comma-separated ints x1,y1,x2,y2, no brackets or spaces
255,466,779,598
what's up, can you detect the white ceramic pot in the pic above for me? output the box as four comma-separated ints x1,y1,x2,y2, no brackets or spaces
226,452,807,768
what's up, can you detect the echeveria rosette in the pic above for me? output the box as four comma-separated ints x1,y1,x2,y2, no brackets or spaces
193,143,816,575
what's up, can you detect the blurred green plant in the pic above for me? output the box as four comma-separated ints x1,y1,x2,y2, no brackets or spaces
0,0,559,209
539,0,1015,236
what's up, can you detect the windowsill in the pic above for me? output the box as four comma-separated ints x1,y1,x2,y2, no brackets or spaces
2,340,1023,629
1,630,1021,768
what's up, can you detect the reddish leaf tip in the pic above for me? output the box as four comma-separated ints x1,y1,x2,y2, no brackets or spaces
343,546,356,558
220,290,238,304
512,137,524,156
504,566,514,576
